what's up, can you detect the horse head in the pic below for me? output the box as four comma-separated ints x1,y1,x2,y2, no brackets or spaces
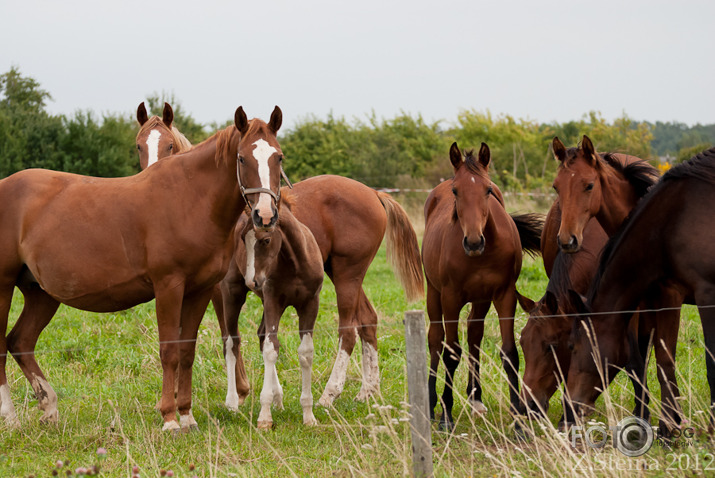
136,102,191,169
552,135,603,253
240,213,282,291
449,141,494,257
234,106,284,231
517,291,571,417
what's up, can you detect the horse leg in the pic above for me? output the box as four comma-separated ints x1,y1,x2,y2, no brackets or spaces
493,289,520,415
7,285,60,424
258,298,285,429
465,300,490,415
175,287,213,432
154,279,186,433
697,290,715,427
355,289,379,402
426,283,444,422
0,283,17,425
652,308,682,437
318,269,363,407
297,296,320,426
440,293,462,431
626,311,651,421
220,267,250,410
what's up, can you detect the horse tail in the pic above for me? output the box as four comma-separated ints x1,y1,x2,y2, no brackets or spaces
511,213,544,258
377,192,425,302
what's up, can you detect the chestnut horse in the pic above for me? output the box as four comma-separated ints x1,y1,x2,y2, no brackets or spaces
566,147,715,434
232,202,323,429
552,135,684,433
134,112,425,408
222,175,425,409
0,107,282,432
136,102,192,170
422,142,542,430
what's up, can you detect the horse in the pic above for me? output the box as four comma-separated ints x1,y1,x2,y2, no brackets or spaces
222,174,425,409
551,135,684,433
136,102,192,170
230,200,323,429
517,208,608,416
565,147,715,435
0,106,283,433
422,142,542,430
133,115,425,409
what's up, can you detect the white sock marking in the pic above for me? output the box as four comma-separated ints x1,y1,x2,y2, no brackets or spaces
298,334,317,425
319,338,349,406
225,336,240,410
258,339,282,426
146,129,162,167
0,383,17,422
180,411,198,429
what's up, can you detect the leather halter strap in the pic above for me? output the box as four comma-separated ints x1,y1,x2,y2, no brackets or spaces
237,161,293,206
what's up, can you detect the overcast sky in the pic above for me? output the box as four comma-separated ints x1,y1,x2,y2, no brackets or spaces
1,0,713,130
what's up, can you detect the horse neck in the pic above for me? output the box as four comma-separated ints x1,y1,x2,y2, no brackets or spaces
177,136,243,232
276,208,314,272
596,168,640,235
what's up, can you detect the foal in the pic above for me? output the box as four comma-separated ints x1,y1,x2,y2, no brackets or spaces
232,201,324,428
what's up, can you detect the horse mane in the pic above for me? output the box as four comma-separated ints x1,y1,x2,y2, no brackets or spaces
588,146,715,302
560,147,659,200
215,119,274,167
137,116,192,154
543,250,576,314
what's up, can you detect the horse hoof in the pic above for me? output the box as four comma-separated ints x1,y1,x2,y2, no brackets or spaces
438,415,454,432
2,415,20,428
40,411,59,424
355,387,376,402
181,423,199,434
257,420,274,430
303,414,318,426
469,400,488,414
318,395,334,408
162,420,181,434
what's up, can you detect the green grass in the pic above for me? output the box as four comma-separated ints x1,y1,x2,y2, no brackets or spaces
1,240,714,476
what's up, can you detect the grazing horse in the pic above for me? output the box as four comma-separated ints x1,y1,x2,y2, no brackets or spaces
231,201,323,429
136,102,192,170
566,148,715,433
0,106,283,432
422,142,542,430
222,174,425,409
551,136,684,433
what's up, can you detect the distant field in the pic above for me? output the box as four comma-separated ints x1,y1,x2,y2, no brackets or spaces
0,198,713,477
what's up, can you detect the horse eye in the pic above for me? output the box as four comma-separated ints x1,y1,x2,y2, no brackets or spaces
487,186,493,196
585,183,594,192
278,155,283,163
136,145,141,151
168,144,173,151
451,187,458,196
568,341,574,351
262,237,271,245
238,156,245,164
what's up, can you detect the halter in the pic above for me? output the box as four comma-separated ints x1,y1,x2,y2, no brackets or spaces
237,158,294,208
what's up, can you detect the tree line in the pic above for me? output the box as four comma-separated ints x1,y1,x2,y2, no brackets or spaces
1,67,713,191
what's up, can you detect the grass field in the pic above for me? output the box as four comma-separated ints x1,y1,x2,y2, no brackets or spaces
1,198,714,477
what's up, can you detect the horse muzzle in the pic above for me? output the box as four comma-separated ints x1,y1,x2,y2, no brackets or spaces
463,235,485,256
557,234,581,254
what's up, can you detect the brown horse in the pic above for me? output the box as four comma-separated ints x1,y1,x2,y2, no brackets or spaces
133,113,424,409
231,201,323,429
422,142,542,430
222,174,425,409
565,148,715,435
552,135,684,433
0,106,283,432
136,102,192,170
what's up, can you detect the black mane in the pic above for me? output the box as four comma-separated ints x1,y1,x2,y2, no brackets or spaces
588,146,715,302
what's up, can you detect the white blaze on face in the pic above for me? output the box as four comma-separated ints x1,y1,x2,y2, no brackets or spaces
146,129,162,167
252,139,278,220
244,230,257,289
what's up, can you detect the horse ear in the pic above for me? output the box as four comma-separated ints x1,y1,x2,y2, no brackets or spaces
567,289,589,317
516,291,536,313
449,142,463,169
268,106,282,133
478,142,491,169
581,135,598,167
162,102,174,128
137,102,149,126
543,290,559,315
552,137,567,162
234,106,249,135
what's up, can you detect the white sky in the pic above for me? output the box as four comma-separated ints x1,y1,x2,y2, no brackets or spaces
1,0,713,130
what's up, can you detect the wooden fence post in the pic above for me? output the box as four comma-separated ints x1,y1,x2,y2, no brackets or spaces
404,309,433,478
